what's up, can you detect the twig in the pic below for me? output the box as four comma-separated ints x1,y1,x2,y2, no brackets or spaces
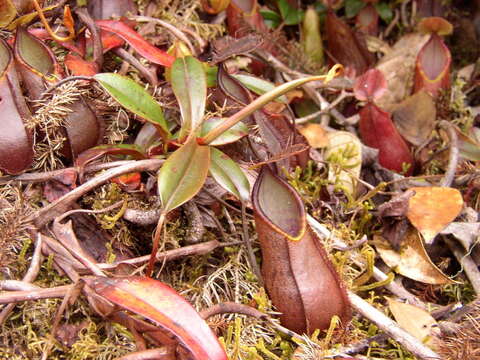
97,240,221,270
400,0,412,28
113,48,158,86
0,285,73,304
200,302,301,339
184,201,205,243
0,160,139,184
384,9,400,38
295,91,354,124
348,291,440,359
30,159,163,228
41,281,83,360
75,8,103,69
445,237,480,295
131,16,197,55
123,208,161,226
39,76,93,100
439,120,459,187
0,233,44,323
0,280,41,292
241,202,263,287
308,215,428,309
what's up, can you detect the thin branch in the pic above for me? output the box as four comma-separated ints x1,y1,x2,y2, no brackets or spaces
30,159,163,228
0,285,73,304
348,291,440,359
295,91,354,124
241,202,263,287
446,237,480,295
97,240,240,270
200,302,301,339
131,16,197,55
0,233,44,323
39,76,93,100
113,48,158,86
75,8,103,69
439,120,459,187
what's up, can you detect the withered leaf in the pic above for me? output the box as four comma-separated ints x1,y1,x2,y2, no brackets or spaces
387,298,440,346
392,91,436,146
374,230,454,284
252,167,351,333
407,187,464,244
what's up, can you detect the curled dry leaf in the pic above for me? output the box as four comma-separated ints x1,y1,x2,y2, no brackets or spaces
359,103,413,175
0,37,34,174
407,187,464,244
374,229,454,284
252,167,351,334
84,276,228,360
387,298,440,347
325,130,362,196
391,90,436,146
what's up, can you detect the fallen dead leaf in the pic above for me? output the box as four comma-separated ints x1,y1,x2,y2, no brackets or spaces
387,298,440,348
374,229,454,284
298,123,329,148
407,187,464,244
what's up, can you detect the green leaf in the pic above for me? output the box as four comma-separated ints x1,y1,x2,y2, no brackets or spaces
374,2,393,22
232,74,288,103
171,56,207,139
210,148,250,202
201,117,248,146
260,9,282,28
94,73,169,137
157,138,210,213
345,0,366,18
278,0,304,25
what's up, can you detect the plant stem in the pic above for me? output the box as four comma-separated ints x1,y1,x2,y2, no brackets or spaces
200,75,332,144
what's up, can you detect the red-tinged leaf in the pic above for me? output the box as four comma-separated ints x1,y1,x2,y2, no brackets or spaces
75,144,147,168
84,276,228,360
414,33,451,97
100,30,125,53
417,16,453,35
252,167,351,333
226,0,268,38
356,4,379,36
64,53,98,76
171,56,207,139
0,38,34,174
96,20,174,67
157,138,210,213
353,68,387,102
359,103,413,174
27,28,85,55
111,172,142,192
325,10,373,75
